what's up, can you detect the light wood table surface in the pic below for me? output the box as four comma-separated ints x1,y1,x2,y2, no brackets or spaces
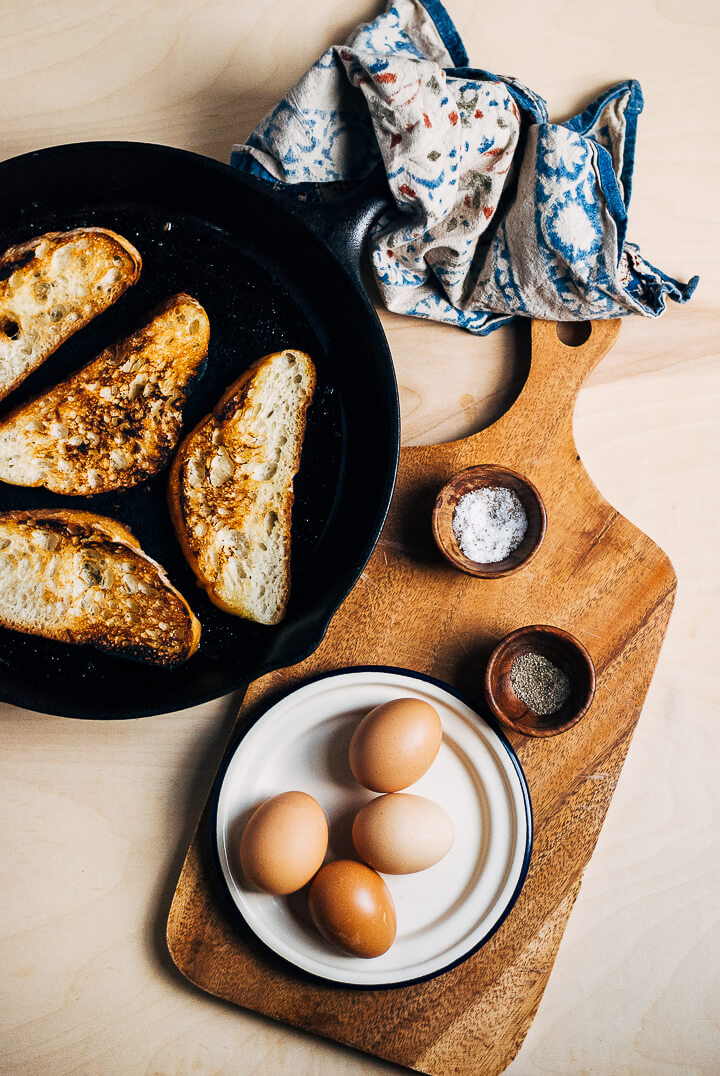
2,2,718,1073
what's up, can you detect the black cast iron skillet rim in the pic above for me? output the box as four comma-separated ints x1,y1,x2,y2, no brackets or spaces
0,141,400,719
208,664,533,990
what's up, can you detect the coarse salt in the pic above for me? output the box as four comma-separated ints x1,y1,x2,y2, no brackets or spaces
452,486,528,563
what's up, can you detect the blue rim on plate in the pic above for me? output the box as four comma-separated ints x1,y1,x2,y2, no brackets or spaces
210,665,533,989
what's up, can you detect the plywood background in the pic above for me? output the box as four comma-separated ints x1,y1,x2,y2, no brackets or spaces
1,2,718,1074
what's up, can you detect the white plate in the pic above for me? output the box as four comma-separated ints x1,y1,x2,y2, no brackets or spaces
213,667,532,987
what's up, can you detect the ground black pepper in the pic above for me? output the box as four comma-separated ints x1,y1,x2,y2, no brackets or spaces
510,652,571,715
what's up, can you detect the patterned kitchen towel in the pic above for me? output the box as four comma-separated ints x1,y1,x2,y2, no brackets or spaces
232,0,697,334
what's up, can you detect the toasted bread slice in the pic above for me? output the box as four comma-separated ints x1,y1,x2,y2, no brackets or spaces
0,227,142,402
0,293,210,495
0,509,200,666
168,349,316,625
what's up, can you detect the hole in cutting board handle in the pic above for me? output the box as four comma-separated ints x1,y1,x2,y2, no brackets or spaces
555,321,592,347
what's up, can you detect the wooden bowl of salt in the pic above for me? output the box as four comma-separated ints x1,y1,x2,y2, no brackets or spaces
432,464,546,578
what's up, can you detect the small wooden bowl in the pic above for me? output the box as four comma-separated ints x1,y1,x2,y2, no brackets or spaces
484,625,596,737
432,465,546,577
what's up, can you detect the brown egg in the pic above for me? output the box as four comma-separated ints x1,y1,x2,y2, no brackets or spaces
352,793,454,874
239,791,328,895
308,859,397,958
349,697,443,792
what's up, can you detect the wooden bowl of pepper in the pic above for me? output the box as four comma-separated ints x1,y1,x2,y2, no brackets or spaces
432,464,547,578
484,624,596,737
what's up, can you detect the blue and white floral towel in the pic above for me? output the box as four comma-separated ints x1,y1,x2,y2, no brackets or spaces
232,0,697,335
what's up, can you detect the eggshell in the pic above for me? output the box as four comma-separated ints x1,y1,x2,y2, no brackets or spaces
308,859,397,958
239,791,328,895
352,793,454,874
349,697,443,792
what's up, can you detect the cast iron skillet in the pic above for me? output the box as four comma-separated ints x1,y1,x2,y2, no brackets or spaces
0,142,399,719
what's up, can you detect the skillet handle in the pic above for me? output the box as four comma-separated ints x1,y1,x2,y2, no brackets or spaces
239,166,391,286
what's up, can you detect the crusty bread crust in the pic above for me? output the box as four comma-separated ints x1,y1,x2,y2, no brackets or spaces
168,349,316,625
0,508,201,665
0,293,210,495
0,227,142,402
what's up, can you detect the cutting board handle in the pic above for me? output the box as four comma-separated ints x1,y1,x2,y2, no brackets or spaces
528,318,622,391
470,318,622,458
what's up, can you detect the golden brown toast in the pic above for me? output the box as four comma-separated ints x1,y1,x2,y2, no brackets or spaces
0,293,210,495
168,349,316,625
0,227,142,402
0,509,201,666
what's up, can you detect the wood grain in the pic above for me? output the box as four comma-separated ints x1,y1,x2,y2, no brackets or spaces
1,2,717,1073
167,319,676,1075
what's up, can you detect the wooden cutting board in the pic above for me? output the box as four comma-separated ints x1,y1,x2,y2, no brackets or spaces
166,319,676,1075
